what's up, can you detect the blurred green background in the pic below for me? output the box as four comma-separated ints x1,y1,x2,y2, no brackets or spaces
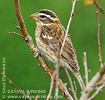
0,0,105,100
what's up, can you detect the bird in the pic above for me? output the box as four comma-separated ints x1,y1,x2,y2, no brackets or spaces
30,9,85,90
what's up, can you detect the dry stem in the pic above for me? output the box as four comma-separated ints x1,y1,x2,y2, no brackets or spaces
96,0,103,68
35,94,40,100
73,81,77,94
55,64,59,100
9,32,24,37
46,71,56,100
64,67,78,100
60,0,77,55
83,52,88,86
14,0,28,38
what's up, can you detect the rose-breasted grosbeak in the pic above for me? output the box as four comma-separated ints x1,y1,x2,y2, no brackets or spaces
30,9,85,90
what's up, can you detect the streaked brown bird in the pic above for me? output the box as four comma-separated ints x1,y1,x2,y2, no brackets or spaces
30,9,85,90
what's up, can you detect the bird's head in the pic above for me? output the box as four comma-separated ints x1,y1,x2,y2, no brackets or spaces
30,9,60,26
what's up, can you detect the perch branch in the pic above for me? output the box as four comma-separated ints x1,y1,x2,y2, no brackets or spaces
80,64,105,100
14,0,40,57
60,0,77,55
0,71,32,100
13,0,73,100
83,52,88,86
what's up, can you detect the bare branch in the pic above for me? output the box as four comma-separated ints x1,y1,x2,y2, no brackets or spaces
58,79,74,100
83,52,88,86
88,82,105,100
64,67,78,100
9,32,24,37
14,0,40,57
80,64,105,100
14,0,28,37
73,81,77,94
55,64,59,100
95,0,103,68
60,0,77,55
35,94,41,100
93,0,105,16
0,71,32,100
46,71,56,100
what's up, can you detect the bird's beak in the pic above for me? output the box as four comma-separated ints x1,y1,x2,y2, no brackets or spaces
30,13,39,21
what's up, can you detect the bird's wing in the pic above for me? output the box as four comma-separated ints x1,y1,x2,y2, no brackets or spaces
42,25,79,72
61,36,79,72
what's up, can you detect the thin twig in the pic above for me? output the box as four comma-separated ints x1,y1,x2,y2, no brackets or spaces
46,71,56,100
83,52,88,86
9,32,24,37
96,0,103,68
60,0,77,56
93,0,105,16
88,82,105,100
55,37,62,100
73,81,77,94
55,64,59,100
80,64,105,100
35,94,41,100
64,67,78,100
0,71,32,100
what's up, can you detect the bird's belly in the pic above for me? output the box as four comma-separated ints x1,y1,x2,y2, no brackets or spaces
36,36,58,64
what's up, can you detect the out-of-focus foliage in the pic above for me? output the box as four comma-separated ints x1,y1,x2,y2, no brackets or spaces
84,0,93,6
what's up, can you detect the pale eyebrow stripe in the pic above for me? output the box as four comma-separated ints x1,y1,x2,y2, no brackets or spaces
39,13,58,21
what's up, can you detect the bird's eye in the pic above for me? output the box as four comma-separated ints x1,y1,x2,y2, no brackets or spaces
40,15,46,18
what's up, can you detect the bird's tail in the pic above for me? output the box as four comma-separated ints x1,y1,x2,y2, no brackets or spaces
65,63,85,90
74,72,85,91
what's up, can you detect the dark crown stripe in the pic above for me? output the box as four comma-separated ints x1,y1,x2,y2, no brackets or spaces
38,9,57,18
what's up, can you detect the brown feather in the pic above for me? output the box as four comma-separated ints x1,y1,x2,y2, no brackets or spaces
40,24,79,72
